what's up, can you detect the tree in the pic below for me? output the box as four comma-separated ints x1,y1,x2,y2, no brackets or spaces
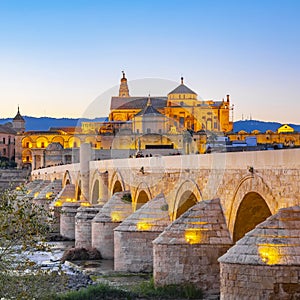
0,188,49,268
0,187,66,299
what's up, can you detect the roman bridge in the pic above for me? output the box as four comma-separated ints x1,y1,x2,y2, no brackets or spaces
31,145,300,242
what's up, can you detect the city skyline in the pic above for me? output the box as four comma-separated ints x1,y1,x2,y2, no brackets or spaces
0,0,299,123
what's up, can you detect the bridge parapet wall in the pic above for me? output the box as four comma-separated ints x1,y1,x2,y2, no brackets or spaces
32,149,300,236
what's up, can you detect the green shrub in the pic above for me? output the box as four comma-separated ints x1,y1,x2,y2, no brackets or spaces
0,272,68,300
133,277,203,299
121,193,132,203
53,283,136,300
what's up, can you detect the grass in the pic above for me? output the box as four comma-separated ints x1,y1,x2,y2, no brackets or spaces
96,273,150,279
132,277,203,299
121,193,132,203
52,283,137,300
0,272,69,300
52,276,203,300
1,269,202,299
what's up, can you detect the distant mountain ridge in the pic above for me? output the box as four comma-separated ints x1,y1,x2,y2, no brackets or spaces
233,120,300,133
0,116,108,131
0,117,299,133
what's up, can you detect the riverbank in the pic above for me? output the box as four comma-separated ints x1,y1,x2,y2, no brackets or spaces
1,241,205,299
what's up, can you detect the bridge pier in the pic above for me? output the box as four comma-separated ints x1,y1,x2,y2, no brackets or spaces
114,194,171,272
75,206,101,248
60,202,81,240
33,180,62,209
50,184,76,233
91,191,133,259
219,206,300,299
153,199,232,298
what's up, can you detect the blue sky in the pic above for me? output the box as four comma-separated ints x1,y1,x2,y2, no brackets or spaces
0,0,299,123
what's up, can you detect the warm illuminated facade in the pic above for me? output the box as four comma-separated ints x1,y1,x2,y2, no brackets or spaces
227,127,300,148
109,73,233,133
15,128,104,169
15,72,300,170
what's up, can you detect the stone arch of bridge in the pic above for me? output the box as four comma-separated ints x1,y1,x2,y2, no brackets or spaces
132,182,152,211
90,170,102,204
75,174,82,200
63,170,72,187
91,179,99,204
228,174,276,241
233,191,271,242
109,171,125,196
171,179,202,220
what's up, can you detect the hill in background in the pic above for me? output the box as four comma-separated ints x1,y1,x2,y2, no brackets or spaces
233,120,300,133
0,116,107,131
0,117,299,133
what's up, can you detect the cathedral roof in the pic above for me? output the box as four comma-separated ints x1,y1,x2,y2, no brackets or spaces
135,98,164,117
168,77,197,95
110,96,167,110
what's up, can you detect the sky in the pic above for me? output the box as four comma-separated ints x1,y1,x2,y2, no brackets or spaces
0,0,299,123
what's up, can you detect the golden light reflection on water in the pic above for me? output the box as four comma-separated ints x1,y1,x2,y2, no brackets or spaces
258,244,286,265
34,192,39,198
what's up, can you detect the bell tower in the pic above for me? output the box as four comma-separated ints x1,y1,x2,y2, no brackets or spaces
12,106,25,134
118,71,130,97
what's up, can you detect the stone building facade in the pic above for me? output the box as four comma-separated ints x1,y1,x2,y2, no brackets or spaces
0,107,25,162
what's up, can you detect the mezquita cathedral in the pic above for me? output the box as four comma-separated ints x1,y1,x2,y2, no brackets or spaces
12,72,298,169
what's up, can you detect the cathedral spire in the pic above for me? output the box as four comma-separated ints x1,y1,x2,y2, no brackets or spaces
119,71,130,97
147,94,151,106
13,105,25,133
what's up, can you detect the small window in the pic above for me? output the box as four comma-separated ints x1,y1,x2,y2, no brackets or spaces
147,128,151,133
41,142,45,148
3,138,5,144
26,142,30,148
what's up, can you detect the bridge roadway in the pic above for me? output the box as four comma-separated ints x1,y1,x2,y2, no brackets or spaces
31,146,300,241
